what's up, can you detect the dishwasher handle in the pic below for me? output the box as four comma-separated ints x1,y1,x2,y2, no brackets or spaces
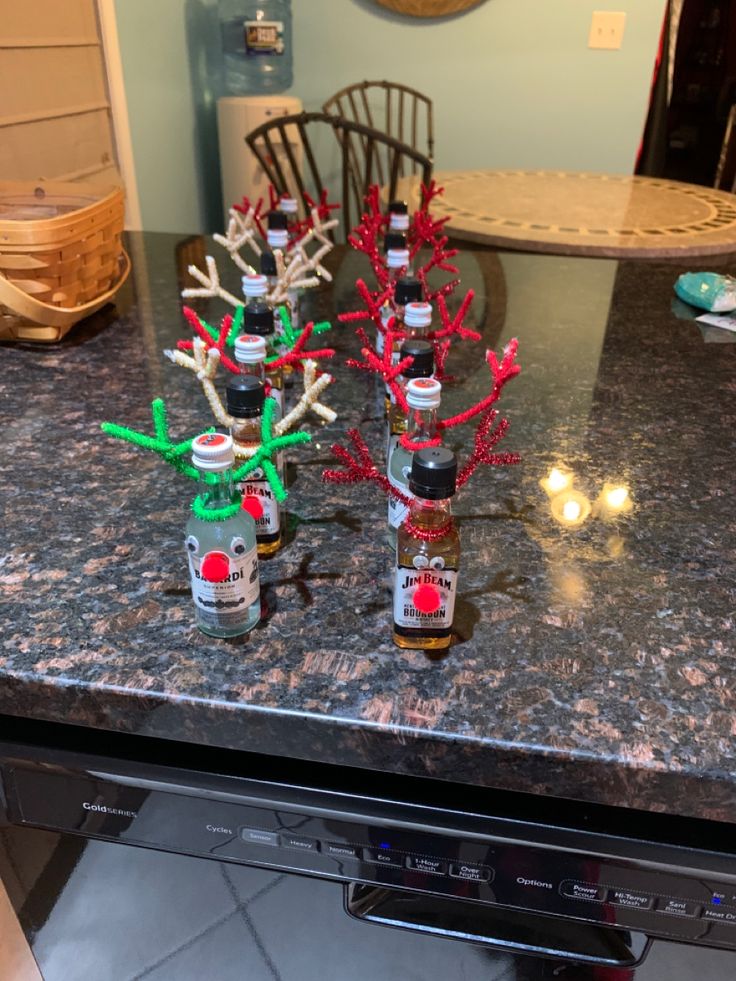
344,883,651,969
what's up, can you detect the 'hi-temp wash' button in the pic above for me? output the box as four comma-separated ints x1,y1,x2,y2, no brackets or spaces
560,880,607,902
608,889,654,911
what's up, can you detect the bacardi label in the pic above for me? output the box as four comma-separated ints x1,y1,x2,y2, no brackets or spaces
393,565,458,629
188,545,259,626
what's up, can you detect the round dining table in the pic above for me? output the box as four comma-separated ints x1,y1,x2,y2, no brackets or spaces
403,169,736,259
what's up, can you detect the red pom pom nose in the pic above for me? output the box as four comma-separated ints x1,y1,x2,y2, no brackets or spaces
412,583,441,614
200,551,230,583
241,495,264,520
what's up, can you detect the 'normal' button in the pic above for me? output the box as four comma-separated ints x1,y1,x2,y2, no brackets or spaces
324,842,360,859
241,828,279,847
560,880,607,902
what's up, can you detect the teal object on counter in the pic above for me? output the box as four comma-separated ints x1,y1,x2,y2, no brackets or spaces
674,272,736,312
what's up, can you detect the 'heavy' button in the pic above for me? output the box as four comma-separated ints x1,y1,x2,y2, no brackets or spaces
560,880,607,902
281,834,319,852
406,856,447,875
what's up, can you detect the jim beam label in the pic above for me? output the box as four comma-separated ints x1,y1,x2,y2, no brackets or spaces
238,469,281,536
387,464,413,530
393,564,458,629
189,546,259,624
244,20,285,55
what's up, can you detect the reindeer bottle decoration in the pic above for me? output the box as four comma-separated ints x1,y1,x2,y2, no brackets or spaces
226,378,284,557
185,432,261,638
393,448,460,651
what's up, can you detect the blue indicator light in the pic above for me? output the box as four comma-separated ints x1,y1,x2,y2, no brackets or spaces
379,843,391,850
712,897,722,905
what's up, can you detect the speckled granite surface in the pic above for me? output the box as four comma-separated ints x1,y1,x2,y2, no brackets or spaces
1,234,735,822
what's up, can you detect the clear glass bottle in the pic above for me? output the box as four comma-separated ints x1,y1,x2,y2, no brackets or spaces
266,215,300,338
241,274,284,410
379,265,420,367
387,375,442,550
386,338,434,444
382,231,407,257
185,432,261,638
393,447,460,651
403,300,432,339
218,0,293,96
226,377,283,556
387,200,410,235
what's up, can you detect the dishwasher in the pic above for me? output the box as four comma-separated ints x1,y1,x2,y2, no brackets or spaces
1,717,735,981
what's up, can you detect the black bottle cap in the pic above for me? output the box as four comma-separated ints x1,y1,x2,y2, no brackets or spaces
394,275,423,306
226,376,265,418
383,231,407,253
260,250,277,277
267,210,288,230
409,447,457,500
244,303,274,333
389,200,408,215
400,338,434,378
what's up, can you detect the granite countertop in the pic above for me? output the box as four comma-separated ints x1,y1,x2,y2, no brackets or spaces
1,233,735,823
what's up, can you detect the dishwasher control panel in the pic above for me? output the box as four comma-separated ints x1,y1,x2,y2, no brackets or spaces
3,762,736,951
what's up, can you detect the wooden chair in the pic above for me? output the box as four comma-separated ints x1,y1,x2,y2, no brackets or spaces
244,111,340,240
332,117,433,237
715,104,736,194
323,80,434,164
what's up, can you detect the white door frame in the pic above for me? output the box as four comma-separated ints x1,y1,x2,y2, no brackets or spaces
96,0,142,230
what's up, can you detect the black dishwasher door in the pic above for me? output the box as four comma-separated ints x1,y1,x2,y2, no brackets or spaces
0,824,734,981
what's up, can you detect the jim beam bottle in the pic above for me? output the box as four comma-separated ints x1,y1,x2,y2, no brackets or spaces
226,377,283,556
185,433,261,637
387,373,442,550
393,447,459,651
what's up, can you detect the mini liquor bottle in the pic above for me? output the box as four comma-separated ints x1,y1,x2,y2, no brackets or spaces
387,374,442,549
241,274,284,410
383,231,407,256
386,338,434,452
403,301,432,339
278,195,299,228
185,432,261,638
266,212,300,334
393,447,459,651
387,200,410,235
377,272,422,359
226,377,283,556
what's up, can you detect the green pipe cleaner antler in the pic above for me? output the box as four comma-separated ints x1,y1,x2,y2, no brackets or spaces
101,398,205,480
232,396,311,502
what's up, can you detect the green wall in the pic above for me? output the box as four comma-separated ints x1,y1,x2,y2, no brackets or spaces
116,0,667,232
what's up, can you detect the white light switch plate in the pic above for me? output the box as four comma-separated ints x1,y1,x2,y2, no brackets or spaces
589,11,626,50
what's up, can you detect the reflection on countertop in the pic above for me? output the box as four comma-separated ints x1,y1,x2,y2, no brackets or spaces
1,234,735,823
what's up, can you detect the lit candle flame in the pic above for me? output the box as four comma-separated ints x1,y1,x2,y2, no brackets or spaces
562,499,581,522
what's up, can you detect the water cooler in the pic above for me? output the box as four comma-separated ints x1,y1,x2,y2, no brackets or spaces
217,95,302,224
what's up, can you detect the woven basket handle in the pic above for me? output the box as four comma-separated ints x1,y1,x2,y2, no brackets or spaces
0,250,131,330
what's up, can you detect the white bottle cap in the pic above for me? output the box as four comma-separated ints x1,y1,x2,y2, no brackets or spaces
234,334,267,364
386,248,410,270
404,301,432,329
267,229,289,250
242,274,268,297
279,196,298,214
406,377,442,410
389,213,410,231
191,432,235,472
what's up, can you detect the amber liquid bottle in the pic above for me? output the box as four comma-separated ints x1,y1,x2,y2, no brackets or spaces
227,377,283,557
393,447,460,651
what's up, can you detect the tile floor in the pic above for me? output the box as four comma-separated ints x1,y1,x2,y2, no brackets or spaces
2,832,736,980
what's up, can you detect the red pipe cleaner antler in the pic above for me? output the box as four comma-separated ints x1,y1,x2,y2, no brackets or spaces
177,307,241,374
323,429,415,506
232,195,267,241
345,327,414,412
400,338,521,451
337,278,397,337
456,408,521,488
268,320,336,371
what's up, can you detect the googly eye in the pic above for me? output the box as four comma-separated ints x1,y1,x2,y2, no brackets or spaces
429,557,446,571
401,466,412,481
186,535,199,554
231,536,247,556
412,555,429,569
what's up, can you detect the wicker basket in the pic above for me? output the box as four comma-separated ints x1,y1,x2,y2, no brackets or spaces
0,180,130,342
